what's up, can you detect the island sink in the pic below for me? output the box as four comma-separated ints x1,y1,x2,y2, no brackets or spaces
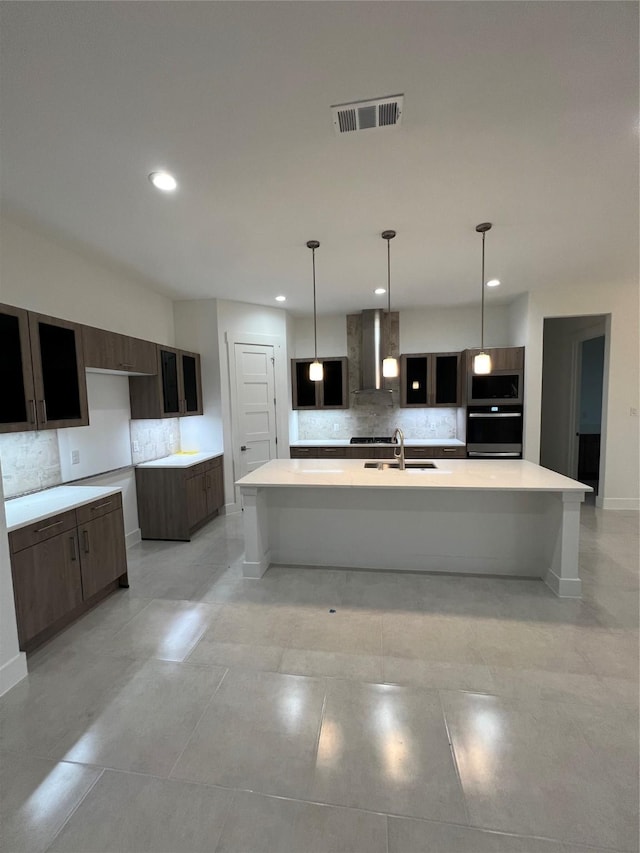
364,461,437,470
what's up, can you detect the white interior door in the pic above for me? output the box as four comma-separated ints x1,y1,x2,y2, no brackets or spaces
233,343,277,479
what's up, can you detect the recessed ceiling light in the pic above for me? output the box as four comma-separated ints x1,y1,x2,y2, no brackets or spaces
275,295,286,302
149,171,177,192
374,288,386,295
486,279,501,287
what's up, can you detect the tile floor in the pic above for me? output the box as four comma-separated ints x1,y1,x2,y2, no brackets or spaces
1,504,638,853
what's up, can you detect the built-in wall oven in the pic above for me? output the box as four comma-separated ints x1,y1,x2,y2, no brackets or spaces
466,405,523,458
467,371,523,406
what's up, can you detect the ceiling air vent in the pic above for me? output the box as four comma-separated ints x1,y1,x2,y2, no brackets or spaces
331,95,404,135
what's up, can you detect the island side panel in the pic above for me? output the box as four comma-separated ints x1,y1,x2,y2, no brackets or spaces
241,486,271,578
544,491,584,598
259,486,555,578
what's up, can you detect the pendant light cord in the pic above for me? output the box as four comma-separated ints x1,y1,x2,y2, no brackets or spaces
312,246,318,361
481,230,485,351
387,238,391,315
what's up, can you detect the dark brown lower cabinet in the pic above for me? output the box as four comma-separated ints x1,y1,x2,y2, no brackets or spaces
290,445,466,459
8,494,128,652
78,510,128,599
136,455,224,541
10,531,84,647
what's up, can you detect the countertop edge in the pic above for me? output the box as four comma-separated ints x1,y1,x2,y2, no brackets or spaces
6,485,123,533
135,452,224,469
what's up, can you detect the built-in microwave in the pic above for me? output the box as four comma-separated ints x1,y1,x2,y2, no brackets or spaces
467,370,523,405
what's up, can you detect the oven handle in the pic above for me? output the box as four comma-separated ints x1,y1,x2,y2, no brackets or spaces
468,412,522,418
468,451,522,457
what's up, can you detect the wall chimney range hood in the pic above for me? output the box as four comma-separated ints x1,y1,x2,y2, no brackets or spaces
353,308,394,394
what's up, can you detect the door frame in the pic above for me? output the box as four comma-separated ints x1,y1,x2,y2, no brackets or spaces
567,321,607,481
225,331,284,511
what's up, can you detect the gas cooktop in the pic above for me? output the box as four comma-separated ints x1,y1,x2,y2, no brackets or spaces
349,436,397,444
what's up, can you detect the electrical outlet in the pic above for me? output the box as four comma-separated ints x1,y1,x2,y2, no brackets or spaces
132,440,140,452
71,450,80,465
333,423,340,432
169,432,175,444
631,407,638,417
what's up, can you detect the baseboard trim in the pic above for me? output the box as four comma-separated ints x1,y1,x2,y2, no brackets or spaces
126,528,142,549
0,651,27,697
596,497,640,511
243,550,271,579
545,570,582,598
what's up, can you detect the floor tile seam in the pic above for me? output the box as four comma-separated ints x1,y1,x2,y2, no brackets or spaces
166,665,230,779
435,687,471,827
41,765,105,853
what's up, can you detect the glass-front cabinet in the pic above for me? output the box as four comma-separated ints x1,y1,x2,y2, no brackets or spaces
400,351,461,408
291,357,348,410
130,346,203,419
0,304,88,433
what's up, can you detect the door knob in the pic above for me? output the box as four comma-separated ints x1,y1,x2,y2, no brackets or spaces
240,445,247,451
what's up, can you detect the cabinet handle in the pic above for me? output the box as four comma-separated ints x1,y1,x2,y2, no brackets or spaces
28,399,36,425
35,520,63,533
442,448,457,453
119,362,133,369
90,501,112,511
70,536,77,561
83,530,90,554
39,399,47,424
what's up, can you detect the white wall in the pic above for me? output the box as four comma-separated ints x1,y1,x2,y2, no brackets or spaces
173,299,224,456
0,462,27,697
540,316,606,477
0,215,175,344
292,304,511,359
216,299,290,510
58,374,132,482
520,280,639,509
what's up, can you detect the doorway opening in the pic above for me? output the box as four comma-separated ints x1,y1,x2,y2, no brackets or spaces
540,315,608,497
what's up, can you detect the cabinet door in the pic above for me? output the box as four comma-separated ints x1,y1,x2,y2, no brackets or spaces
28,313,89,429
83,326,156,374
78,510,127,600
431,353,461,406
320,359,348,408
0,304,37,433
290,447,319,458
181,351,203,415
400,354,430,407
186,472,208,530
10,530,83,648
159,347,183,416
206,463,224,516
291,360,319,409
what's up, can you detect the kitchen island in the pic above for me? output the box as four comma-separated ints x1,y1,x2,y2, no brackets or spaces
236,458,591,597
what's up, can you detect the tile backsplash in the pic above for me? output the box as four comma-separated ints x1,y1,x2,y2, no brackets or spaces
0,431,62,498
1,418,182,498
130,419,180,465
297,403,458,441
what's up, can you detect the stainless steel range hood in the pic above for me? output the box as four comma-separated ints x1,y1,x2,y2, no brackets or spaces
354,308,393,394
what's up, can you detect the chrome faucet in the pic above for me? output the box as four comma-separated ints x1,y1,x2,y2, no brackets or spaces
392,427,405,470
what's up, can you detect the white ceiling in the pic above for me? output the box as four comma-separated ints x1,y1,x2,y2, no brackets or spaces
1,2,637,316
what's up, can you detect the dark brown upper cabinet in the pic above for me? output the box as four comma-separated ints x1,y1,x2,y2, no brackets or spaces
291,357,348,410
400,351,461,408
464,346,524,372
0,304,89,433
129,346,203,419
82,325,157,375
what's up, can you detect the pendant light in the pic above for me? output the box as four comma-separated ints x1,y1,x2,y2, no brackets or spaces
307,240,323,382
473,222,493,375
381,229,399,378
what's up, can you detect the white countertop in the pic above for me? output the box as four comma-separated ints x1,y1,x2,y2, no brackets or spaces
290,438,465,447
236,458,591,494
5,485,123,533
136,452,223,469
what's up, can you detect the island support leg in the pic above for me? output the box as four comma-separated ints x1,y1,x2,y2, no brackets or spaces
241,486,271,578
545,492,583,598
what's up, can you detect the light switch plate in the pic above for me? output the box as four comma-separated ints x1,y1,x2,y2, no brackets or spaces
71,450,80,465
132,440,140,452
